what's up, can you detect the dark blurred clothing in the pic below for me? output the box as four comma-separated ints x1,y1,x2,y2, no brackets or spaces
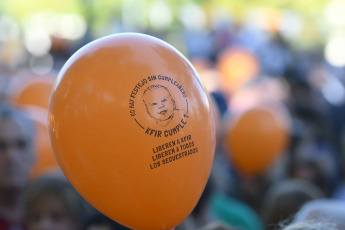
0,217,23,230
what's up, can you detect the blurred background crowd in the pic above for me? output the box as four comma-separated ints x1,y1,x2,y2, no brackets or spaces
1,0,345,229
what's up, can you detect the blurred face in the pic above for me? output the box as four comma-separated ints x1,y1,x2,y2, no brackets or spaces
143,88,174,121
0,117,34,190
26,195,77,230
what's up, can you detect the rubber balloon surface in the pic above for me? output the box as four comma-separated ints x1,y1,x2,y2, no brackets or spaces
11,76,55,109
217,47,259,94
225,107,289,176
49,33,215,230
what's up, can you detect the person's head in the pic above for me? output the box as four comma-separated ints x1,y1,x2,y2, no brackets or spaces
143,85,176,121
261,179,324,229
81,212,130,230
25,173,85,230
0,104,35,190
282,221,340,230
292,199,345,229
289,160,327,193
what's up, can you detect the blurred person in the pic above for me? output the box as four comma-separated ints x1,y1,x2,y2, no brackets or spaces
281,199,345,230
282,221,339,230
81,212,130,230
289,160,327,194
0,76,11,102
184,29,213,61
0,104,35,230
289,138,341,196
24,172,85,230
287,103,342,196
176,179,216,230
261,179,324,230
256,32,292,77
210,92,228,118
292,199,345,228
209,92,232,195
177,176,263,230
284,72,326,119
199,222,233,230
210,192,264,230
235,174,269,214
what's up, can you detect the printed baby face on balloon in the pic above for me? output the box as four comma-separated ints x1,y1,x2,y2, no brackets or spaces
143,85,176,123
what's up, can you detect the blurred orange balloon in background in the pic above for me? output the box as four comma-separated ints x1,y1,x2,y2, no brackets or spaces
224,105,290,176
49,33,215,230
217,47,259,94
23,106,60,178
10,75,55,109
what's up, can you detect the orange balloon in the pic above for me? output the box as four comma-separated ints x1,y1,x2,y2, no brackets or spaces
225,107,289,176
23,106,60,178
217,47,259,94
49,33,215,230
10,76,55,109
